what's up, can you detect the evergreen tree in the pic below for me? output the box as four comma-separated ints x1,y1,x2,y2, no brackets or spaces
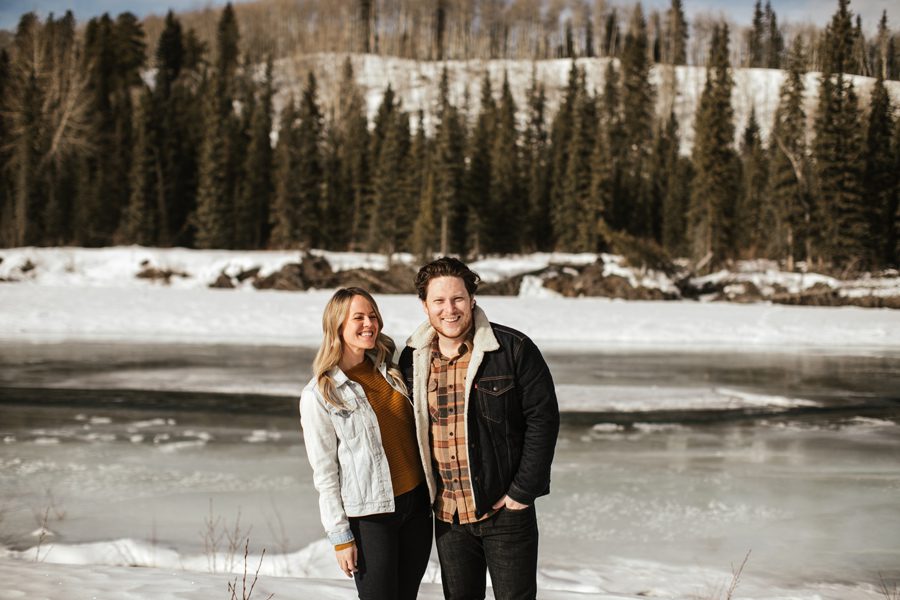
549,61,579,246
748,0,765,67
603,9,621,58
893,118,900,264
736,108,768,256
659,112,691,255
80,13,145,245
621,3,656,236
193,5,242,249
122,89,157,245
336,58,372,251
523,69,552,251
764,1,784,69
864,72,895,267
814,0,867,269
432,67,466,255
368,106,412,256
465,71,495,256
235,57,274,249
664,0,687,65
4,15,45,247
0,49,10,245
412,167,438,261
560,72,599,252
689,23,739,267
193,85,233,248
295,72,325,248
768,38,810,268
319,111,345,250
487,72,522,253
270,98,300,248
592,61,626,232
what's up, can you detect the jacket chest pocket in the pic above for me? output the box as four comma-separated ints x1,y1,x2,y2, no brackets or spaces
329,399,366,442
476,376,514,424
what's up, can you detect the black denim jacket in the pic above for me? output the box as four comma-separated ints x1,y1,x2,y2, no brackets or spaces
400,319,560,517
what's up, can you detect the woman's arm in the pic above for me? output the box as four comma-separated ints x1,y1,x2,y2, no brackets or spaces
299,388,355,548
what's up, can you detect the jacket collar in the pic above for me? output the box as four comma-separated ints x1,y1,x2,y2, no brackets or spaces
407,305,499,354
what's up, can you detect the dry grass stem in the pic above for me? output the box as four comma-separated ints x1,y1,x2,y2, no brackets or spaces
227,538,274,600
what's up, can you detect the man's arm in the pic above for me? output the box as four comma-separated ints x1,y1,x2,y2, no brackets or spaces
505,335,560,506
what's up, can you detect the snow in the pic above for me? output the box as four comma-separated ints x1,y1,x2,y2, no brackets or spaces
1,246,899,599
1,246,898,352
275,54,900,156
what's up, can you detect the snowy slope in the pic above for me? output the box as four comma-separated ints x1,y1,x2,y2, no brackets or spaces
276,53,900,153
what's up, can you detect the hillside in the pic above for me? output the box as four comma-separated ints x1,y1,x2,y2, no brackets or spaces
273,52,900,153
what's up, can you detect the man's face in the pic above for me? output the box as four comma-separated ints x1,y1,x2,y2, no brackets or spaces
422,276,475,343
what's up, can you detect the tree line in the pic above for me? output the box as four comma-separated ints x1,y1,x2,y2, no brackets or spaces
131,0,900,77
0,0,898,272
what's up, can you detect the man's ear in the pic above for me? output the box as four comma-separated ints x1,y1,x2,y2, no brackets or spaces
421,299,429,316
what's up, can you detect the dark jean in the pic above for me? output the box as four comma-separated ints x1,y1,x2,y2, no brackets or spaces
349,483,433,600
435,505,539,600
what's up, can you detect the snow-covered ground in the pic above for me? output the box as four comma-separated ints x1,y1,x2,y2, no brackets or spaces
1,246,898,600
1,246,898,351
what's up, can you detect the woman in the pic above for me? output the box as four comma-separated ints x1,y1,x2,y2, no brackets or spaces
300,287,431,600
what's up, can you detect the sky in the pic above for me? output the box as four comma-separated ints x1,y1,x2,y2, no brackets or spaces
0,0,897,33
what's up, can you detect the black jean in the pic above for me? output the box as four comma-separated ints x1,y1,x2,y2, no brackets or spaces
435,505,539,600
348,483,433,600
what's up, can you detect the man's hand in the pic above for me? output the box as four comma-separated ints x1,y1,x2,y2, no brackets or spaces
335,543,357,577
492,494,529,511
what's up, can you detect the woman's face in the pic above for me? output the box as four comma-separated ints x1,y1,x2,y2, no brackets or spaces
340,295,379,355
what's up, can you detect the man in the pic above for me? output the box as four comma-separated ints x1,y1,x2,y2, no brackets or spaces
399,257,559,600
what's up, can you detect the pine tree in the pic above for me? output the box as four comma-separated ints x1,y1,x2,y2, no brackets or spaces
368,106,412,256
523,69,552,251
768,37,810,268
0,49,11,245
122,89,157,245
270,97,300,248
659,112,691,255
892,118,900,264
295,71,325,248
689,23,739,268
764,1,784,69
736,108,768,256
549,61,579,245
561,72,599,252
664,0,687,65
193,5,243,249
621,3,656,236
235,57,274,249
592,61,626,232
432,67,466,255
336,58,372,251
193,86,233,248
487,72,522,253
814,0,867,269
320,111,345,250
465,71,495,256
864,72,895,267
412,167,438,261
748,0,765,67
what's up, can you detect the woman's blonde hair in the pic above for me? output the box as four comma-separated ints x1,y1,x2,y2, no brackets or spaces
312,287,407,408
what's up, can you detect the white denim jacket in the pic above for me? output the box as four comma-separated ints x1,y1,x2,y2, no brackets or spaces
299,357,409,545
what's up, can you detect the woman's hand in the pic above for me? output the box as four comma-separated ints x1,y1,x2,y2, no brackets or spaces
336,543,357,577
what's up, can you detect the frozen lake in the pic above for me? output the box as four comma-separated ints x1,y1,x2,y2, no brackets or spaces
1,342,899,599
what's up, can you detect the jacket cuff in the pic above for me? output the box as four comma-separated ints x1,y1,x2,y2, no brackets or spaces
507,483,536,506
327,529,355,545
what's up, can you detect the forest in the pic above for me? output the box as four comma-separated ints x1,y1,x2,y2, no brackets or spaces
0,0,898,273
